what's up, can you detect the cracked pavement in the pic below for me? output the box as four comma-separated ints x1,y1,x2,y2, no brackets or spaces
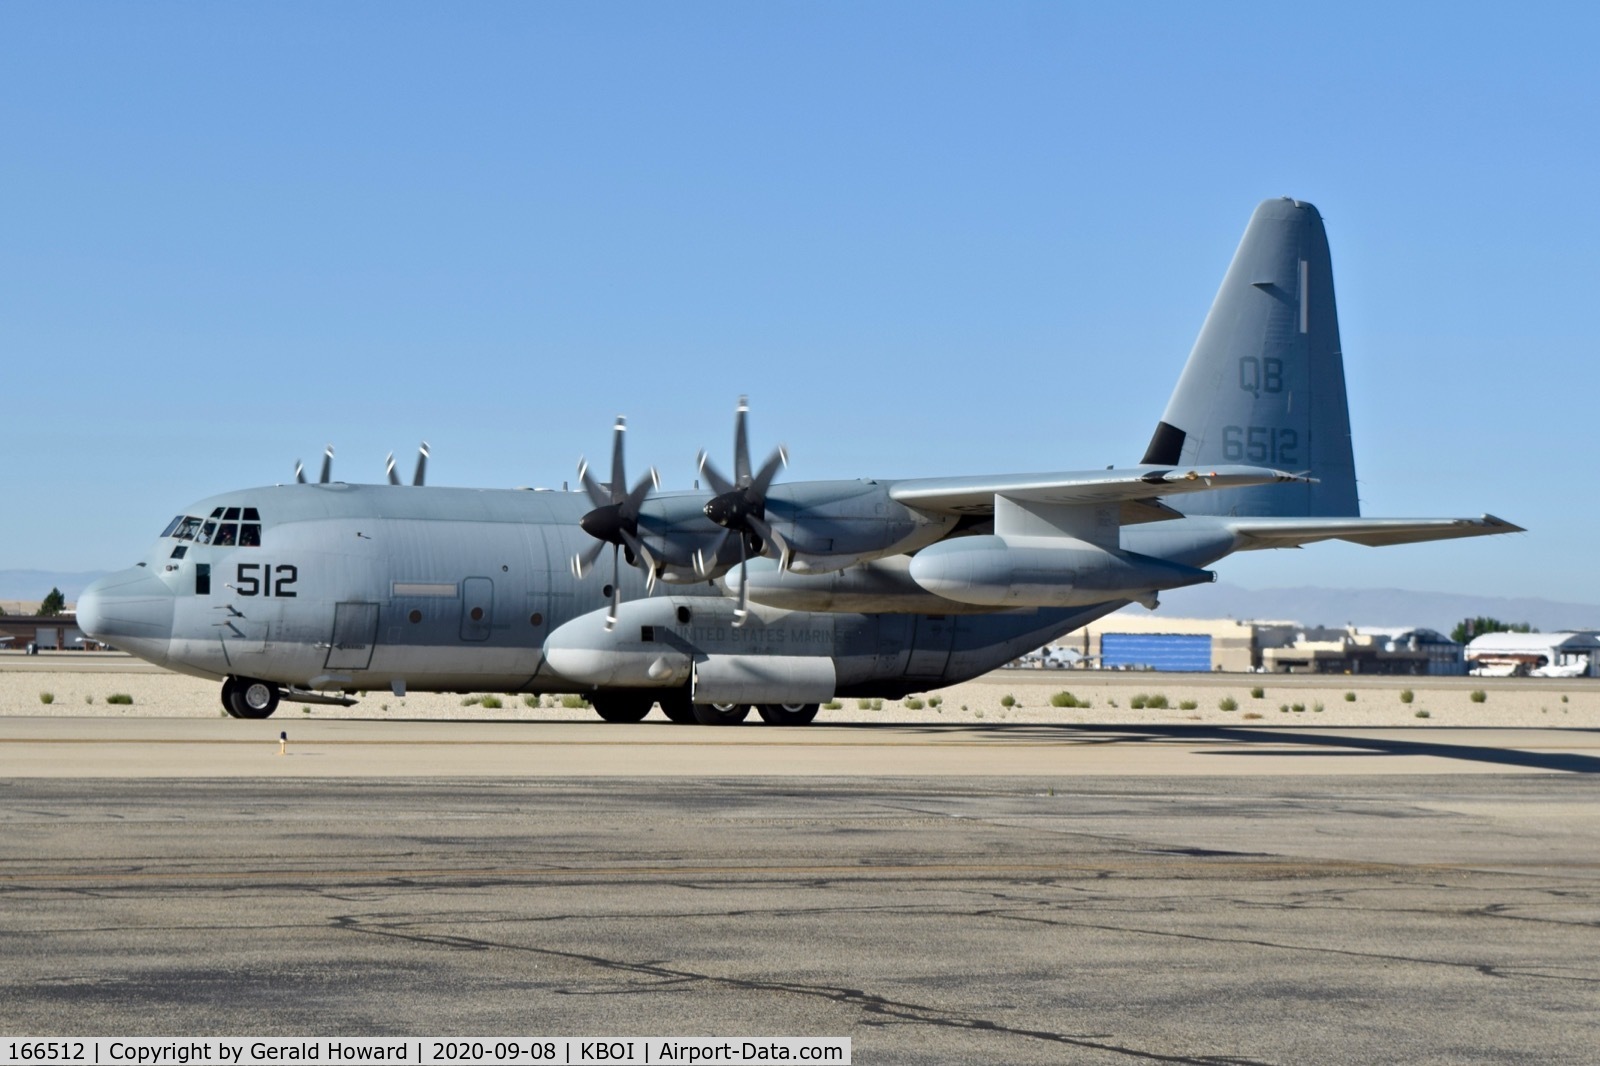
2,776,1598,1064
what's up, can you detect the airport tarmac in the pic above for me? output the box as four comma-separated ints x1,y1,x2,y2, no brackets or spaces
4,714,1600,1063
6,661,1600,1061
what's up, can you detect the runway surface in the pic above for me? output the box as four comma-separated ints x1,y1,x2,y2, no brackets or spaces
4,721,1599,1063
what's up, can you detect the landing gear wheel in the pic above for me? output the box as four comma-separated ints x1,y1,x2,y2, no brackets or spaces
591,693,653,723
658,691,698,724
757,702,819,726
227,678,280,719
693,702,751,726
220,677,241,717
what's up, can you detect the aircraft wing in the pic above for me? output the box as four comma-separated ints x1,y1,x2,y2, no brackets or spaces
888,466,1312,516
1225,514,1524,549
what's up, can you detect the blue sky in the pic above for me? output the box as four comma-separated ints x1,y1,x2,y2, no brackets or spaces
4,3,1595,602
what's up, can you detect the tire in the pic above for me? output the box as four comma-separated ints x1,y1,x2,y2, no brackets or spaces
757,702,819,726
657,691,698,724
693,702,751,726
220,677,242,718
227,678,280,719
592,693,653,723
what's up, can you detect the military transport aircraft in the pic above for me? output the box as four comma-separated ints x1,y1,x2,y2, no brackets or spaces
77,198,1519,724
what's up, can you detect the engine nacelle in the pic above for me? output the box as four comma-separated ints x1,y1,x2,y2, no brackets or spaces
907,535,1214,607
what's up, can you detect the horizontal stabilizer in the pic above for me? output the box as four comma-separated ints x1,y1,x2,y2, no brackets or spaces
890,465,1312,516
1227,514,1523,549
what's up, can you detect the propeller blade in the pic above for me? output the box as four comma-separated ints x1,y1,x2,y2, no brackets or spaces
604,545,621,632
576,458,610,509
750,445,788,499
697,451,735,497
732,534,749,628
319,446,334,485
744,513,793,569
622,470,656,519
294,460,306,484
571,539,605,580
610,416,627,501
733,395,751,486
694,529,732,579
386,453,400,485
413,442,429,486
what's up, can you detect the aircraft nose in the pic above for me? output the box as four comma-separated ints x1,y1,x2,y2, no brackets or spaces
77,567,175,664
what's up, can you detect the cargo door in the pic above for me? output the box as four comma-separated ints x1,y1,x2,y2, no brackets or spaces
325,602,380,671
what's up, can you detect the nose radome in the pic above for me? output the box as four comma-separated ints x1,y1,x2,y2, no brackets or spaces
77,567,176,665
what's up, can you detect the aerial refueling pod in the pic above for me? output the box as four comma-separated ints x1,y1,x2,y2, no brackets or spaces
541,596,839,704
907,535,1215,608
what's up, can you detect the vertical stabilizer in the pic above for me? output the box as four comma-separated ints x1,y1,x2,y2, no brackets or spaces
1141,198,1359,517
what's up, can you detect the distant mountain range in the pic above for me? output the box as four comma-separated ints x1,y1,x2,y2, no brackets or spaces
1157,583,1600,634
3,568,1594,635
0,570,112,607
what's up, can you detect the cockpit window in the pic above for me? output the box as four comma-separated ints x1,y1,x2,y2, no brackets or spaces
164,509,263,546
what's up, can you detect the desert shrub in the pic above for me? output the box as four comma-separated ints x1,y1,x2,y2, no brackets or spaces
39,692,54,705
480,696,503,709
928,696,943,708
1000,694,1016,708
1130,693,1148,709
1242,711,1263,720
560,694,589,709
1050,691,1081,708
523,695,540,708
1279,704,1289,713
1313,702,1324,713
1291,703,1305,713
1178,699,1197,710
460,695,482,706
904,698,925,710
1561,694,1569,703
1414,709,1431,718
872,699,883,710
84,694,94,704
823,700,842,710
1218,696,1238,711
107,694,133,705
1469,689,1487,703
1146,694,1169,709
1399,689,1414,704
1250,686,1264,699
1344,691,1356,702
858,699,873,710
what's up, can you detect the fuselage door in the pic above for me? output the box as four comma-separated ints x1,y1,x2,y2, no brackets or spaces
460,577,493,642
906,614,955,678
325,602,380,671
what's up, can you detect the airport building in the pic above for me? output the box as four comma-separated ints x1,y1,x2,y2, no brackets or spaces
0,612,87,652
1026,616,1467,674
1465,632,1600,677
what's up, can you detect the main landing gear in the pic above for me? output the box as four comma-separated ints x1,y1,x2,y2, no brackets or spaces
588,690,819,726
220,676,281,719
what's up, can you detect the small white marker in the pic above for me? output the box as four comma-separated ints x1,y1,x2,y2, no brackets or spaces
279,730,287,756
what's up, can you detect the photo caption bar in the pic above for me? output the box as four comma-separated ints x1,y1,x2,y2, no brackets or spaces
1,1039,850,1066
